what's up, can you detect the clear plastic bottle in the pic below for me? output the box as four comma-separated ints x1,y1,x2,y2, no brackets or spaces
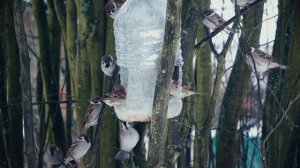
113,0,182,122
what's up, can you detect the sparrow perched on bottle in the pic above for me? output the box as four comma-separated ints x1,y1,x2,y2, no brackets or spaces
245,47,287,74
104,1,122,19
114,122,139,160
43,144,64,166
203,10,235,33
101,55,117,77
102,85,126,107
170,80,205,99
64,134,91,165
231,0,256,7
82,96,102,133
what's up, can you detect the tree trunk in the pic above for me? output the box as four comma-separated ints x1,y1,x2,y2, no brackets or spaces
13,0,37,166
5,1,24,167
283,2,300,166
99,17,118,168
175,0,203,167
0,2,10,165
32,0,67,154
263,0,300,167
147,0,182,167
262,0,297,168
193,0,211,167
75,0,92,134
215,3,264,168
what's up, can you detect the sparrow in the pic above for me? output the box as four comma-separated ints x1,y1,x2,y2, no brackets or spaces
82,96,102,133
102,85,126,107
43,144,64,166
170,80,206,99
104,1,123,19
114,122,139,160
245,47,287,74
231,0,256,7
101,55,117,77
203,10,233,32
64,134,91,165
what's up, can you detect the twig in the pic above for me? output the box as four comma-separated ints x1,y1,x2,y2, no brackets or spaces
194,0,265,50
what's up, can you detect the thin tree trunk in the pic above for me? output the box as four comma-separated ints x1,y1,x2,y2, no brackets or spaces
5,1,24,167
0,3,10,165
99,17,119,168
147,0,182,167
176,0,202,167
66,0,77,97
215,3,264,168
193,0,211,167
263,0,294,168
13,0,37,166
275,1,300,167
32,0,67,154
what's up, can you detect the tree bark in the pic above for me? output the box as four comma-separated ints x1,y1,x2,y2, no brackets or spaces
215,3,264,168
99,17,119,168
175,0,202,167
32,0,67,155
147,0,182,167
5,1,24,167
13,0,37,166
283,1,300,166
0,2,10,165
263,0,293,168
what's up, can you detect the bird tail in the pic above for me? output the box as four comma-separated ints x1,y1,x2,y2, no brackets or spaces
114,150,131,160
279,65,288,70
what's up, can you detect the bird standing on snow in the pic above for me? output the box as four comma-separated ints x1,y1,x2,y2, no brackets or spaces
231,0,256,7
203,10,233,32
102,85,126,107
114,122,139,160
64,134,91,165
101,55,117,77
82,96,102,133
104,1,123,19
43,145,64,166
245,47,287,75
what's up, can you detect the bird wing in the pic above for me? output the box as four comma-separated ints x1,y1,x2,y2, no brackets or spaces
67,139,80,157
254,49,274,61
210,13,226,27
84,104,95,123
111,85,126,99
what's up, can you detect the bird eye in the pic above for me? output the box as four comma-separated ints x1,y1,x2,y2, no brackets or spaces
111,8,115,13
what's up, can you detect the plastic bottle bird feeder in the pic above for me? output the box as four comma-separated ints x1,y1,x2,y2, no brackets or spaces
113,0,183,122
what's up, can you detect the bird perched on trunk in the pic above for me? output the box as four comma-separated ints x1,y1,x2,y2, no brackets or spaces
245,47,287,75
114,122,139,160
101,55,117,77
170,80,206,99
203,10,234,32
105,1,123,19
102,85,126,107
43,145,64,166
82,96,102,133
64,134,91,165
231,0,256,7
